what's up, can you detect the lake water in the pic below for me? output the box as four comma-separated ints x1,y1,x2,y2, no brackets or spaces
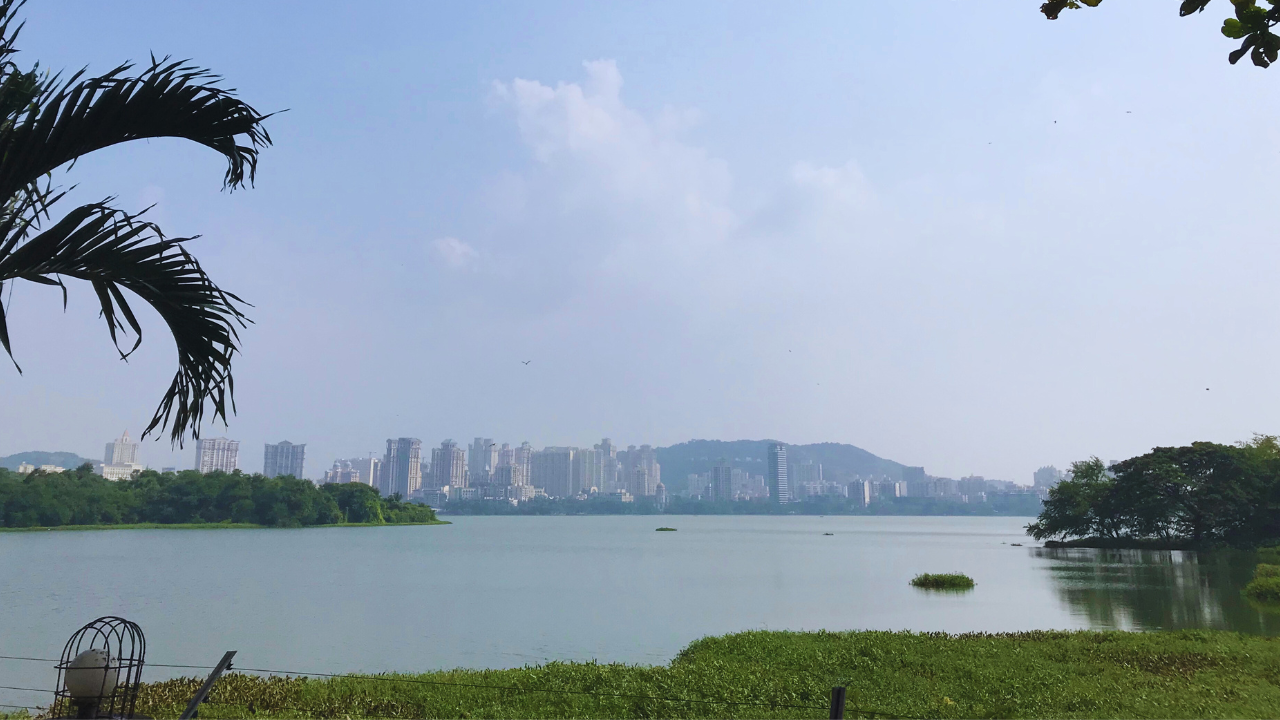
1,515,1276,710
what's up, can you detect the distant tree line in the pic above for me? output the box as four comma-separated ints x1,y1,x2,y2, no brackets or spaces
443,493,1042,517
1028,437,1280,548
0,465,436,528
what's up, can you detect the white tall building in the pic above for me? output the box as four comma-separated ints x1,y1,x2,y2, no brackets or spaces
432,439,467,488
105,431,139,466
101,431,143,480
195,437,240,474
263,441,306,478
381,438,423,497
469,438,496,484
531,447,575,497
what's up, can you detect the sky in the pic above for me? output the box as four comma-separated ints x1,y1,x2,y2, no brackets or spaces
1,1,1278,481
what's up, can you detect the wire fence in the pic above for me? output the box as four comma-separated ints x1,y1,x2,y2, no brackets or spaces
0,651,922,719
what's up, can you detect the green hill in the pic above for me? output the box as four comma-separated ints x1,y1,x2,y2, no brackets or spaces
656,440,906,495
0,451,96,471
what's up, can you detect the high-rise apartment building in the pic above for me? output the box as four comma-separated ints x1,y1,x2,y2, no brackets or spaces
381,438,422,497
573,447,601,494
622,444,661,496
469,438,496,484
101,430,143,481
1033,466,1062,492
531,447,575,497
263,441,306,478
431,439,467,488
195,437,240,474
514,442,533,484
595,438,619,492
710,461,734,502
767,443,789,504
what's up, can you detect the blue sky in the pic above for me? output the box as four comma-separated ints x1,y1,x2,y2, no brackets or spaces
2,2,1277,481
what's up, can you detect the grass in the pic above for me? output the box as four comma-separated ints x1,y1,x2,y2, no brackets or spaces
0,520,449,533
909,573,975,590
105,629,1280,719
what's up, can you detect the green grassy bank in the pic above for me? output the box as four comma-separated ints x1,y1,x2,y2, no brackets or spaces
63,629,1276,719
0,520,450,533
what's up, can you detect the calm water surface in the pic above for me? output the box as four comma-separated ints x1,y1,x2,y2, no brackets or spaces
1,515,1275,708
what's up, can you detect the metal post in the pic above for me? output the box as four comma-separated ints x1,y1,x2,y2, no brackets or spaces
179,651,236,720
829,685,847,720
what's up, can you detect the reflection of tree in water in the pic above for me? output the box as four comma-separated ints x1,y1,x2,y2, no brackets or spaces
1032,548,1280,636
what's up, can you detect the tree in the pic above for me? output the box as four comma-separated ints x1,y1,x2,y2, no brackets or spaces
0,0,272,444
1027,457,1114,541
1041,0,1280,68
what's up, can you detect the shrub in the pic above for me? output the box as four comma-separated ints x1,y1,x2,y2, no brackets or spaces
1255,563,1280,579
910,573,975,590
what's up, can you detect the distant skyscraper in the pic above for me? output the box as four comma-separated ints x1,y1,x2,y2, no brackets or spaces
195,437,239,474
263,441,306,478
469,438,496,483
337,456,380,487
101,430,142,481
710,460,733,502
767,443,789,504
381,438,422,497
432,439,467,488
595,438,619,492
514,442,533,484
104,430,139,466
323,460,361,484
1033,466,1062,491
573,447,601,494
531,447,575,497
623,444,660,496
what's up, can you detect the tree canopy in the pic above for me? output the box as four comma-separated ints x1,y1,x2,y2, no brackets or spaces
1041,1,1280,68
0,465,436,528
1028,436,1280,547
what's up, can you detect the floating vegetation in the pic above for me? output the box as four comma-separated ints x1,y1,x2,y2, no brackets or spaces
655,527,677,532
910,573,975,591
1244,564,1280,604
823,532,834,536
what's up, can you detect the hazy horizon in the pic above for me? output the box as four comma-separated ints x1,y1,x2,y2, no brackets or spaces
1,2,1276,480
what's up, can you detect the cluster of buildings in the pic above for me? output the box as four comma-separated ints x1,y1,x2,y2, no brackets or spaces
15,432,1052,507
323,438,673,507
687,453,1034,506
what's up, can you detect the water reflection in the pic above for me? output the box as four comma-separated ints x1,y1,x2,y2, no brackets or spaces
1034,547,1280,635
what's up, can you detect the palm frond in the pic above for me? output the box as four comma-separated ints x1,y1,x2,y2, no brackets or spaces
0,54,272,205
0,202,250,446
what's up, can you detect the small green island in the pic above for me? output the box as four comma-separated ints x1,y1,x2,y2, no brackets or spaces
655,526,677,531
910,573,975,590
0,465,443,530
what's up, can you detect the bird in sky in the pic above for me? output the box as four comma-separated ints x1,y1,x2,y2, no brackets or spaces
522,360,531,365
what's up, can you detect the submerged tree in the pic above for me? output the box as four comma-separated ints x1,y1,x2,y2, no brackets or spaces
1041,1,1280,68
0,0,271,444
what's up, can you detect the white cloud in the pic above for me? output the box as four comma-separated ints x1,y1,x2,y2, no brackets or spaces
433,237,478,268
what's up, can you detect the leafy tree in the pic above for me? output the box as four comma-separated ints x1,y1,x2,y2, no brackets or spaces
1041,0,1280,68
0,0,272,445
1027,457,1115,541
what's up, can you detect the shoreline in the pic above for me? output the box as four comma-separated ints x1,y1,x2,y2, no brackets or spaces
0,520,451,533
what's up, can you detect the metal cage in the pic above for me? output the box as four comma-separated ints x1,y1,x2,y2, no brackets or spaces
52,617,145,719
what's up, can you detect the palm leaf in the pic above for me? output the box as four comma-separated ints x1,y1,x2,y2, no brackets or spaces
0,0,272,446
0,202,249,445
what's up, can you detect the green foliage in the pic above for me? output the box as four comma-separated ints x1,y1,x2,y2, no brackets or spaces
0,0,272,446
910,573,975,590
1256,563,1280,578
1041,0,1280,68
1243,574,1280,603
0,466,435,528
126,630,1280,719
1028,438,1280,548
655,526,677,531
